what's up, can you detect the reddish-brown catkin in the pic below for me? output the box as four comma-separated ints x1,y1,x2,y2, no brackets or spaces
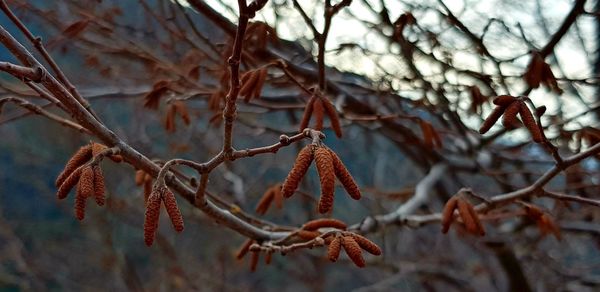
315,147,335,214
250,251,259,272
302,218,347,231
162,188,184,232
296,230,321,240
518,101,544,143
255,188,275,215
299,95,317,131
135,170,145,186
56,145,92,187
328,237,341,262
78,166,95,199
91,142,107,157
93,166,105,206
282,145,314,198
252,67,268,100
272,183,283,209
313,98,325,130
464,201,485,236
342,236,365,268
144,190,162,246
350,233,382,255
264,252,273,265
322,98,342,138
173,100,191,125
492,95,516,106
502,101,521,129
327,148,361,200
57,166,84,199
479,105,506,134
90,142,123,163
241,70,260,100
74,191,87,221
235,239,254,260
441,196,459,234
457,199,480,235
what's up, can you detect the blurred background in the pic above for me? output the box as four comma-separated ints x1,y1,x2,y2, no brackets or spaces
0,0,599,291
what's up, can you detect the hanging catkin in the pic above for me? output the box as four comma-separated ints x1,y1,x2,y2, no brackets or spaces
328,237,341,262
302,218,347,231
350,233,382,255
457,199,481,235
327,148,361,200
315,147,335,214
56,145,92,187
299,96,317,131
502,101,521,129
342,236,365,268
441,196,459,234
321,98,343,138
57,166,84,199
282,145,314,198
312,98,325,130
143,190,162,246
163,188,184,232
518,101,543,143
93,166,105,206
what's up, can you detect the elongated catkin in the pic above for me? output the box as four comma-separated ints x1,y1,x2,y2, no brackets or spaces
315,147,335,214
282,145,314,198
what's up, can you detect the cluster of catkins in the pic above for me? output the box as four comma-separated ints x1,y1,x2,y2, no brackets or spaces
56,142,122,220
303,219,382,268
281,144,360,214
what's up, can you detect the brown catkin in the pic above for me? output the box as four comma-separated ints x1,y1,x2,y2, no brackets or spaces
342,236,365,268
252,67,268,100
492,95,515,106
56,145,92,187
93,166,105,206
236,239,254,260
255,188,275,215
250,251,259,272
518,101,544,143
74,189,87,221
502,101,521,129
441,196,459,234
302,218,347,231
315,147,335,214
162,188,184,232
296,230,321,240
282,145,314,198
264,252,273,265
272,184,283,209
91,142,107,157
57,166,84,199
328,237,341,262
322,98,342,138
465,200,485,236
457,199,479,235
479,105,506,134
299,96,317,131
173,101,190,125
351,233,382,255
327,148,361,200
78,166,95,199
240,70,260,99
144,190,162,246
135,170,145,186
313,98,325,130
